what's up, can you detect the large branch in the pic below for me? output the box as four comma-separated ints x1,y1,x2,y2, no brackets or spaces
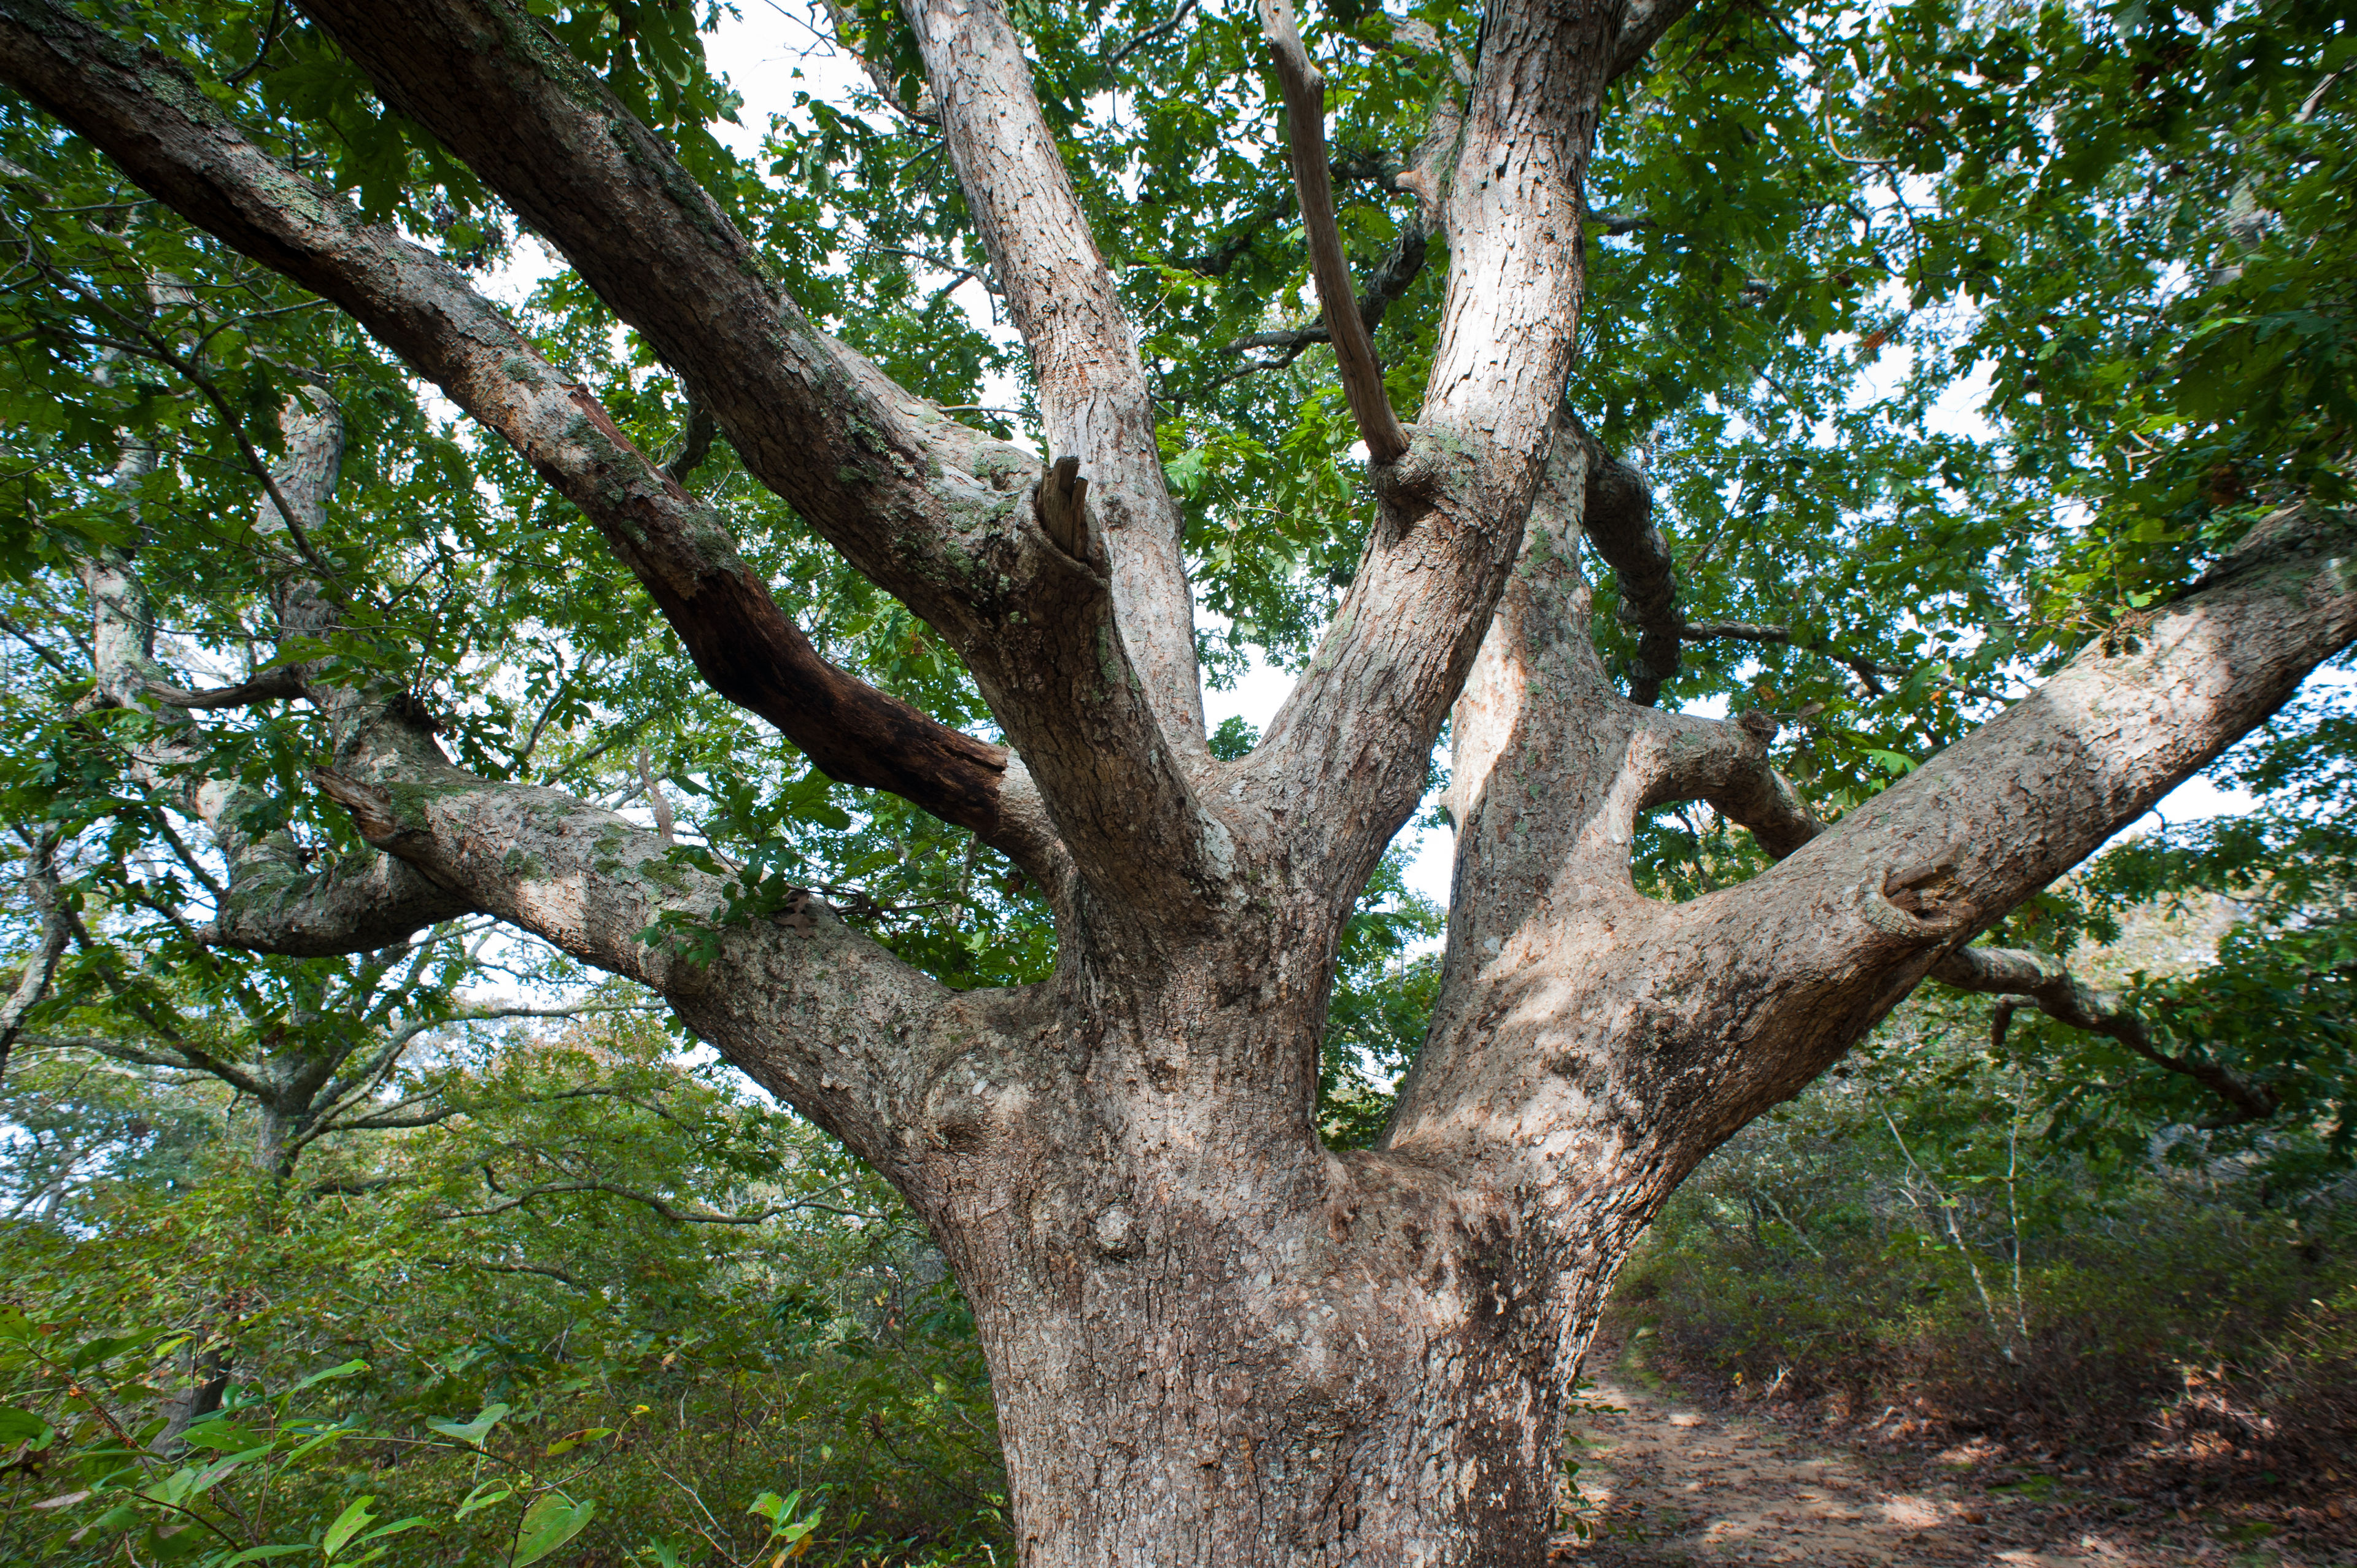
284,0,1221,918
1387,490,2353,1203
1242,0,1619,902
1685,504,2357,1112
904,0,1206,751
312,763,958,1178
1609,0,1705,82
1931,944,2280,1123
1641,708,1826,859
0,0,1057,868
1259,0,1409,465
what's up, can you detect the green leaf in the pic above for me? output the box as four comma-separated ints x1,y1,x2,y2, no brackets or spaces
355,1516,427,1547
321,1495,376,1560
425,1400,510,1448
0,1405,54,1446
285,1359,369,1396
511,1493,595,1567
454,1480,514,1521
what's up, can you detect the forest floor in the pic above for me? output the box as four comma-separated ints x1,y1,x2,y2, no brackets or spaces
1550,1329,2352,1568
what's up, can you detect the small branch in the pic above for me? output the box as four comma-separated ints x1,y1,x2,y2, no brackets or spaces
0,839,69,1082
0,610,79,679
439,1176,864,1226
1562,411,1681,704
1609,0,1706,82
1219,222,1430,366
425,1255,591,1289
1259,0,1409,465
1586,207,1650,236
222,0,285,86
143,666,305,709
819,0,939,123
1679,620,1911,684
660,403,716,485
1103,0,1196,72
1935,944,2281,1124
635,747,676,848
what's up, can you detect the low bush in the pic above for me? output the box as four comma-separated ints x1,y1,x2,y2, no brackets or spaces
1612,1010,2357,1464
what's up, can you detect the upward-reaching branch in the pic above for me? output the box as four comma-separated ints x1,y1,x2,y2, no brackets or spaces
905,0,1207,751
1242,0,1619,903
1258,0,1409,466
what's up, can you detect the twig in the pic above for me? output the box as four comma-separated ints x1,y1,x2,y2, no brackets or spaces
222,0,285,86
1104,0,1198,72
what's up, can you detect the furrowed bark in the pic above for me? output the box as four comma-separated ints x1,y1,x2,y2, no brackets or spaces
287,0,1223,917
1247,0,1620,902
905,0,1207,754
0,0,1037,863
1259,0,1411,465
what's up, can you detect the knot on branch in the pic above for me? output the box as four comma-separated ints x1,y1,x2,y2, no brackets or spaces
1369,425,1463,527
1855,841,1975,944
313,768,403,845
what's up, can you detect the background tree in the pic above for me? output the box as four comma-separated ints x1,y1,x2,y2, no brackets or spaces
0,0,2350,1562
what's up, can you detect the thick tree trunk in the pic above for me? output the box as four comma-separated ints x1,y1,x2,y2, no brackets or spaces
967,1222,1590,1564
930,1035,1620,1564
884,919,1671,1566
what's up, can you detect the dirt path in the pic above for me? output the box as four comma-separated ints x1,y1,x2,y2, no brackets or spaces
1548,1344,2320,1567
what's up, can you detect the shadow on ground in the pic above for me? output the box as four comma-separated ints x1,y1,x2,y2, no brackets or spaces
1548,1333,2340,1567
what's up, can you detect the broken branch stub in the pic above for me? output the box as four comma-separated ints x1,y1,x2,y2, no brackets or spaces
1038,454,1090,559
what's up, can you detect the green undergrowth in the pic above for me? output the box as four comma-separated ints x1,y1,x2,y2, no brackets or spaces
0,1029,1009,1567
1612,1027,2357,1470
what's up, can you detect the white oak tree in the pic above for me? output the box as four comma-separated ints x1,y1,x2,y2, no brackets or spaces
1,0,2351,1559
